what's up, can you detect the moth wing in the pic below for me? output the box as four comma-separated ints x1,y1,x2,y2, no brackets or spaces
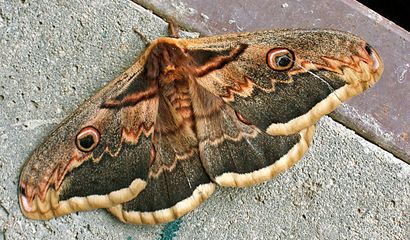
192,84,315,187
185,29,383,135
18,56,157,219
108,94,215,225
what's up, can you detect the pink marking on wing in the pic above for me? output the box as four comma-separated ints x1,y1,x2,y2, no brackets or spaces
21,194,32,212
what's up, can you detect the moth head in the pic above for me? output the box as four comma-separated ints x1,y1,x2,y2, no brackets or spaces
146,42,191,83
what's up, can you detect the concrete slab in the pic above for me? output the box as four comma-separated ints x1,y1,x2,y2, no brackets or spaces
0,0,408,239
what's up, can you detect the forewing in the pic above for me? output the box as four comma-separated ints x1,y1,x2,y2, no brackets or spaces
185,29,383,135
18,57,158,219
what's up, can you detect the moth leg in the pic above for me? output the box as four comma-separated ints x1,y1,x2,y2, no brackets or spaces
133,26,150,45
167,19,180,38
133,18,179,41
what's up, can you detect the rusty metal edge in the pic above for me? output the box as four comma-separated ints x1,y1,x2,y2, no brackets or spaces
131,0,202,34
342,0,410,42
331,1,410,164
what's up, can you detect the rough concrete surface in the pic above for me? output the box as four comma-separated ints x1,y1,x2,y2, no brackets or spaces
0,0,408,239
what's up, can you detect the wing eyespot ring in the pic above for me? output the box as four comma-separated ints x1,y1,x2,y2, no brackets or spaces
266,48,295,71
235,111,252,125
75,126,100,152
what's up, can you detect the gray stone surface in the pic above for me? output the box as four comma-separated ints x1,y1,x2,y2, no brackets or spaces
0,0,408,239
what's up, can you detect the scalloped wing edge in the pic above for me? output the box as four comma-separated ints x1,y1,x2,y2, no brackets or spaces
19,178,147,220
216,125,315,187
267,60,382,135
108,183,215,225
106,125,314,225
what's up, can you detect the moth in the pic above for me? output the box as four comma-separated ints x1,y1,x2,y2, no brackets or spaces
19,24,383,225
